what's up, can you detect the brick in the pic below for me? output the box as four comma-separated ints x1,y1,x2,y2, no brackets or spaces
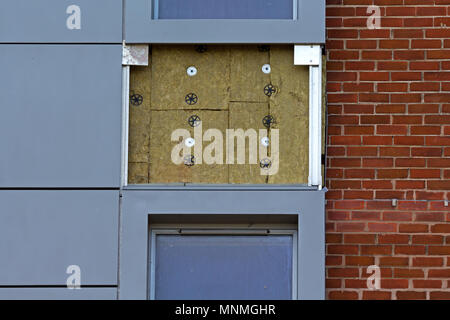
328,245,359,255
428,269,450,278
376,104,406,114
393,268,424,278
326,256,343,266
334,200,365,210
383,211,412,221
326,233,343,244
375,191,406,199
378,234,409,244
352,211,381,220
394,136,424,145
361,245,392,255
394,245,426,255
395,158,426,167
336,222,366,232
347,147,378,156
413,280,442,289
381,279,409,289
399,224,429,233
411,148,441,157
408,104,439,113
431,224,450,233
328,268,359,278
410,169,441,179
430,292,450,300
344,234,376,244
412,257,444,267
411,126,441,135
412,235,444,244
345,279,369,289
379,257,409,267
326,279,341,288
377,169,408,179
344,191,373,199
331,180,361,189
328,210,350,221
362,158,393,167
362,180,393,189
368,222,397,232
415,212,445,222
415,191,445,200
363,136,393,145
428,158,450,167
345,169,375,179
396,291,426,300
328,291,359,300
396,180,425,189
428,246,450,255
362,291,392,300
393,116,423,124
428,180,450,190
345,256,375,266
380,147,410,157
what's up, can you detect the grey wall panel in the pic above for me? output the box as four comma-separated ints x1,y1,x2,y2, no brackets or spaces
0,45,122,188
0,191,119,286
298,191,325,300
119,186,325,300
0,0,122,43
125,0,325,43
0,288,117,300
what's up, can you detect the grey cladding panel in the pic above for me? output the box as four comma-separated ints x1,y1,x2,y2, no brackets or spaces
0,190,119,286
0,45,122,188
0,288,117,300
125,0,325,43
0,0,122,43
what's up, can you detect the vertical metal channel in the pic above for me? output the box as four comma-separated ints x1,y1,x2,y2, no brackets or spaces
308,57,322,188
121,65,130,187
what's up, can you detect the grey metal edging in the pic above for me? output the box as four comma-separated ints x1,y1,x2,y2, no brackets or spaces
124,184,320,191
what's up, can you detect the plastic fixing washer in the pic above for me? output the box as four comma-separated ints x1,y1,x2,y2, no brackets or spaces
262,64,271,74
261,137,270,147
185,138,195,148
187,66,197,77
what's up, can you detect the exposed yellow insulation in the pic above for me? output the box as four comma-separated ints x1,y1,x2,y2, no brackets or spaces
229,102,269,184
149,110,228,183
151,45,230,110
268,46,310,184
230,46,270,103
128,64,152,163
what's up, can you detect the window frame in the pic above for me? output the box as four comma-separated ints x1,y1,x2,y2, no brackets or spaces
148,228,298,300
153,0,298,20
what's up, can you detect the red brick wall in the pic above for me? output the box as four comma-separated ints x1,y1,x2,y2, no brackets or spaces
325,0,450,299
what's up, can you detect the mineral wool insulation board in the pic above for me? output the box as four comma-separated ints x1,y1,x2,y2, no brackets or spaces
128,45,325,184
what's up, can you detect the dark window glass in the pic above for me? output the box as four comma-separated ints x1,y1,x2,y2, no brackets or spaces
153,234,293,300
156,0,294,19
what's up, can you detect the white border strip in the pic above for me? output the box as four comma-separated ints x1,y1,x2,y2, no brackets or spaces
121,66,130,188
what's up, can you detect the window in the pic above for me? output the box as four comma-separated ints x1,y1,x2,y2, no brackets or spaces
155,0,295,20
149,229,297,300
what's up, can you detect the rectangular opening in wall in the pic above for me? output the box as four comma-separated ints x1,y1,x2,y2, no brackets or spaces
154,0,295,20
127,45,325,185
148,224,297,300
